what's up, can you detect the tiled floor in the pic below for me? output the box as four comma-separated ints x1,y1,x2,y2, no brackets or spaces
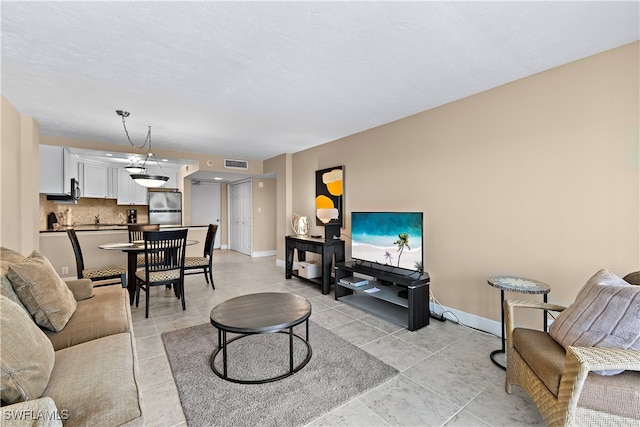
131,250,544,427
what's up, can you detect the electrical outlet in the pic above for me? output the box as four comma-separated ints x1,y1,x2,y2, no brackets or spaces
62,266,69,275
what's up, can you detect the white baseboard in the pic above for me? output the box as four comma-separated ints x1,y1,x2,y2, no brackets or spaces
252,250,277,258
430,302,502,337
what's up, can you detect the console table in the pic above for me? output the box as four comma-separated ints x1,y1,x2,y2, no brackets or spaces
285,235,345,295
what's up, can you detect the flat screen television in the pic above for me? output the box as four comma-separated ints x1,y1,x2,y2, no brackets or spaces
351,211,424,274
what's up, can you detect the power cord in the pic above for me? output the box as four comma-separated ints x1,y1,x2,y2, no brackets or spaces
429,290,503,339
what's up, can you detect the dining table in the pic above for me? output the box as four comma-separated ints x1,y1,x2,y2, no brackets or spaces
99,239,199,305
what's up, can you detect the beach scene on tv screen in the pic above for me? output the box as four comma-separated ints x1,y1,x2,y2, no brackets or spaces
351,212,423,272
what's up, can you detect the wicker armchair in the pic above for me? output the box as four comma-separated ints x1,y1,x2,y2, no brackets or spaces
505,299,640,426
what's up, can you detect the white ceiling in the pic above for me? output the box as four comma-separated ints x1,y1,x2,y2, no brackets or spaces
2,1,639,163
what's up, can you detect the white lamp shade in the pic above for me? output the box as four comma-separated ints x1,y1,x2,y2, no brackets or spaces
130,174,169,188
125,165,146,174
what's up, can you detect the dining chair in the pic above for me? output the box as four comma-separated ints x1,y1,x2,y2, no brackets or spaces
66,228,127,287
128,224,160,267
184,224,218,289
135,229,188,318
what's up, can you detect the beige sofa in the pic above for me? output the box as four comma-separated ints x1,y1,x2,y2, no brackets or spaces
505,269,640,426
1,247,145,427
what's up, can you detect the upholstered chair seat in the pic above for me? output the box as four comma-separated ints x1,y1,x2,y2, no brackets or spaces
83,265,127,280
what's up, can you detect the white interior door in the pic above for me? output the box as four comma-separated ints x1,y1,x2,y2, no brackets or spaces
190,182,221,249
229,180,252,255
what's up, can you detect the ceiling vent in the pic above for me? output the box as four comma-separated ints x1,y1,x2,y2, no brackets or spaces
224,159,249,170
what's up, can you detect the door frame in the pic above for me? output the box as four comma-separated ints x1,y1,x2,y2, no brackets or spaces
227,178,252,255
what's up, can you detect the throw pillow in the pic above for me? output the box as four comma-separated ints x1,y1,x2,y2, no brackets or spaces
549,270,640,375
7,251,77,331
0,247,30,315
623,271,640,286
0,295,55,403
64,278,94,301
573,268,629,302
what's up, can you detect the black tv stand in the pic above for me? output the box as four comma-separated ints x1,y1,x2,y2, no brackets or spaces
335,261,430,331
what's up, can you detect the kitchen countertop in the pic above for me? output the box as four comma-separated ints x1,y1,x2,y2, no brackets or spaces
40,224,209,233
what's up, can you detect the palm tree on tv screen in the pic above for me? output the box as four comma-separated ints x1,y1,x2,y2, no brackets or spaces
393,233,410,268
384,250,393,265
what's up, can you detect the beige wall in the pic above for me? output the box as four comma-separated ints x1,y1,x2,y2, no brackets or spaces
287,42,639,324
1,96,40,253
251,177,277,254
264,153,292,260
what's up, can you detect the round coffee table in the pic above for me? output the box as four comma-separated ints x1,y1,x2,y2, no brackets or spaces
209,292,312,384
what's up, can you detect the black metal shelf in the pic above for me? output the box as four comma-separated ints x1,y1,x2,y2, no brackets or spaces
335,261,430,331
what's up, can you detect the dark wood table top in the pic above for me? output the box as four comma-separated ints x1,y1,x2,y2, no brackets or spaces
210,292,311,334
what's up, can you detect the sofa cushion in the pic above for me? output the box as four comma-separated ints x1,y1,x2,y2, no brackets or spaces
45,286,131,351
7,251,77,332
0,247,26,263
549,270,640,352
514,328,566,396
0,247,30,316
0,295,55,404
43,333,144,427
1,397,63,427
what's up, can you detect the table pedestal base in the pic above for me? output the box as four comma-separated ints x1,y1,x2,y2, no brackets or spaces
490,349,506,370
210,324,312,384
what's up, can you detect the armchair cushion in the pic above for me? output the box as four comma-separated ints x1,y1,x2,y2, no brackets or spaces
578,368,640,418
7,251,77,332
549,269,640,351
513,328,566,395
0,296,55,404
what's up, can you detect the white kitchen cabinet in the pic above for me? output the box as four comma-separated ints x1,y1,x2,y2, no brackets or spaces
117,169,147,205
62,148,78,194
40,145,78,194
40,145,64,194
107,167,118,199
81,163,109,198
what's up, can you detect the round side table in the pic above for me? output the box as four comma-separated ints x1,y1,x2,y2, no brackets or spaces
488,276,551,370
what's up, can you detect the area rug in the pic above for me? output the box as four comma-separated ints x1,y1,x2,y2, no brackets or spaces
162,321,398,427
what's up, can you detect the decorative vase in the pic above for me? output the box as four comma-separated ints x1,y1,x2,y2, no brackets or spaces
291,214,310,236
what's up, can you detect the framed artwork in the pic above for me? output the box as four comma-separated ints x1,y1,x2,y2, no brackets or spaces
315,166,343,226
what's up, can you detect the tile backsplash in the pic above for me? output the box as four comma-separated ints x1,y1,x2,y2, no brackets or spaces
40,195,148,230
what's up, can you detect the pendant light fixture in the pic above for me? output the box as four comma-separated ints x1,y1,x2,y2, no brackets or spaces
124,161,145,174
116,110,169,187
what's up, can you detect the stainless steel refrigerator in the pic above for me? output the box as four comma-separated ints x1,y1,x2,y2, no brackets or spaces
148,190,182,225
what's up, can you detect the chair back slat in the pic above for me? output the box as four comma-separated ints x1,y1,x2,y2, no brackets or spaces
128,224,160,242
143,229,188,274
203,224,218,257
